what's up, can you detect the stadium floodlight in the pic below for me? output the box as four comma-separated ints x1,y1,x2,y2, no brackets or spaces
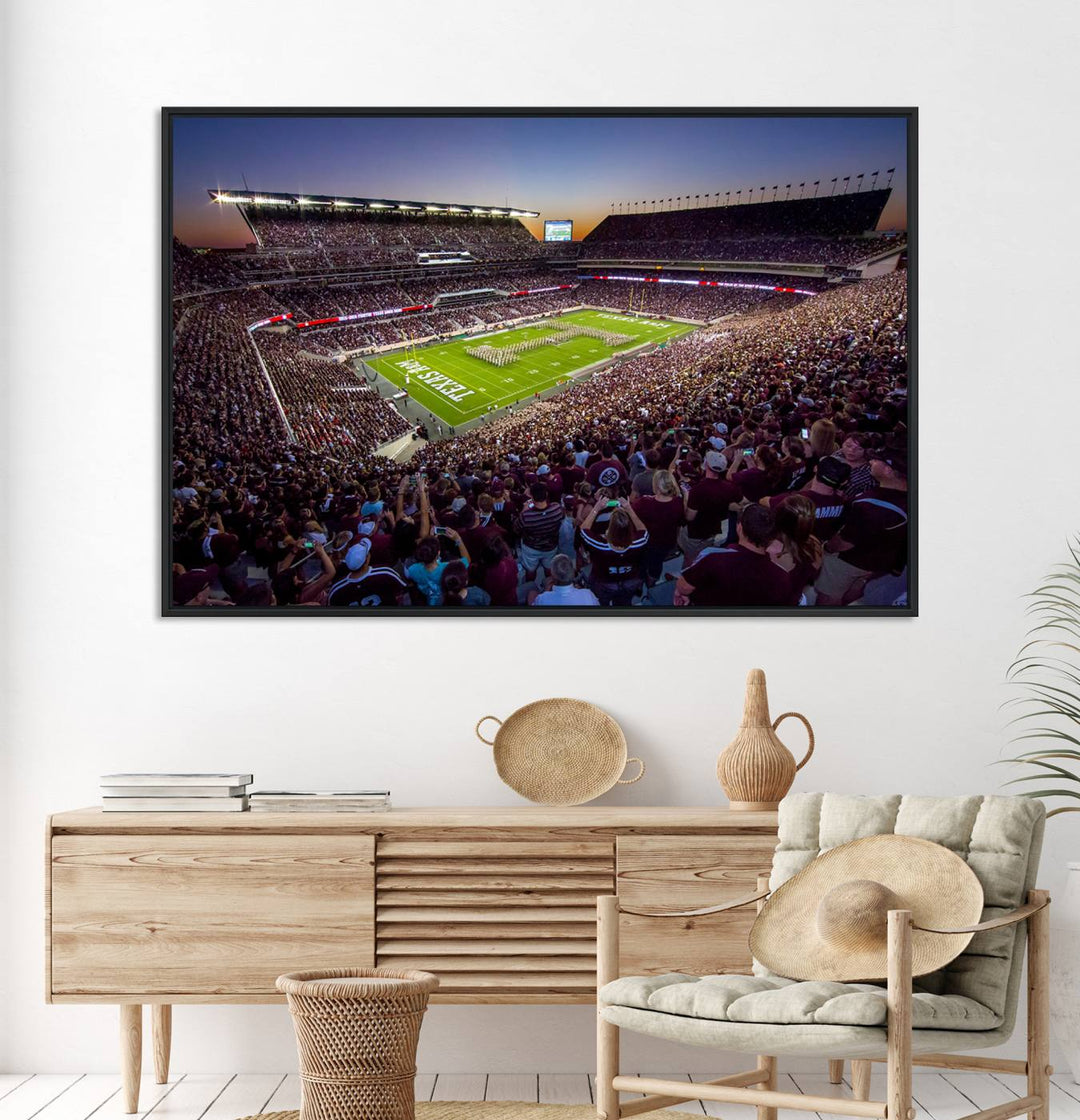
425,205,444,212
398,203,421,210
368,202,391,208
471,207,487,214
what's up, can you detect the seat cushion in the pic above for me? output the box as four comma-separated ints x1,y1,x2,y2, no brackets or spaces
599,972,1001,1031
600,1004,1013,1059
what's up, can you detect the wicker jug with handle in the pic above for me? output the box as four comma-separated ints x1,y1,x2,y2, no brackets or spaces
717,668,814,811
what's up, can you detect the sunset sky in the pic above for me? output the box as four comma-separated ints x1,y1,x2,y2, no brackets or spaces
171,113,909,247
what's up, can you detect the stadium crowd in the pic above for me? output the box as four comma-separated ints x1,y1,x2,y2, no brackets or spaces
248,210,547,264
581,233,903,266
171,270,909,610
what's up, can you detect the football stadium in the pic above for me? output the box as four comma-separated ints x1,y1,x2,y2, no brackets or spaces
170,120,910,612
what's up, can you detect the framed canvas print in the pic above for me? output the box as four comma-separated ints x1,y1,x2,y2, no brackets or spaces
164,108,915,615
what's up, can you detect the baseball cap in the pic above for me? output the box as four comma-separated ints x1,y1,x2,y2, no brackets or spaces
450,496,468,513
870,446,908,475
344,540,372,570
537,463,550,475
704,450,728,472
357,520,376,537
714,422,729,435
817,457,852,489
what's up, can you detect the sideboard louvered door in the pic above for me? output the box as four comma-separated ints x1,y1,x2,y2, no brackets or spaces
374,837,615,1000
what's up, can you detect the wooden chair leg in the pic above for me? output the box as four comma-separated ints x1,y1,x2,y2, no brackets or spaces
152,1004,172,1085
120,1004,142,1113
757,1055,777,1120
597,895,621,1120
851,1060,872,1101
1026,889,1051,1120
828,1059,844,1085
887,911,913,1120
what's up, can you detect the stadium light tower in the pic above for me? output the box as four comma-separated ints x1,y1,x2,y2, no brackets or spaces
813,180,820,196
771,185,778,201
785,184,791,199
799,182,805,197
842,175,851,194
830,177,838,195
725,191,731,205
871,170,880,190
886,166,896,187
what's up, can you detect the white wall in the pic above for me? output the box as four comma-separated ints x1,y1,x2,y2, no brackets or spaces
3,0,1080,1075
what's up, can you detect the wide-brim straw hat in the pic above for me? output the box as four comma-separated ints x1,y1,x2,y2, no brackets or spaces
750,835,984,982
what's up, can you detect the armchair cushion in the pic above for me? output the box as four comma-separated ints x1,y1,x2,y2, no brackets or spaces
599,972,1000,1031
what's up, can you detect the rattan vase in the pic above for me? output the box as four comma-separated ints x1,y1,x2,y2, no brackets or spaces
717,669,814,811
277,967,439,1120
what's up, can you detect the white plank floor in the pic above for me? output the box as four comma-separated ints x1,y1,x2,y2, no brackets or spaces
0,1072,1077,1120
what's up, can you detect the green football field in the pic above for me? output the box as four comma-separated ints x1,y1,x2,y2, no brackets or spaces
364,308,695,427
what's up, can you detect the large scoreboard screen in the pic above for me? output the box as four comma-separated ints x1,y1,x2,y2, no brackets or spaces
544,219,573,242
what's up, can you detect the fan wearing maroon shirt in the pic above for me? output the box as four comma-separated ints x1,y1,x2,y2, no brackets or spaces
326,540,407,608
558,450,585,494
815,447,909,606
632,469,684,583
476,535,519,607
678,449,741,563
772,494,823,605
729,444,785,503
674,505,790,608
586,443,628,491
766,455,850,542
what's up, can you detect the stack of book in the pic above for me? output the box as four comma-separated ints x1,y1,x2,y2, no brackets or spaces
248,790,390,813
100,773,252,812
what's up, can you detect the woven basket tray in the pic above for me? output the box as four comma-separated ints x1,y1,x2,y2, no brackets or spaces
475,698,643,805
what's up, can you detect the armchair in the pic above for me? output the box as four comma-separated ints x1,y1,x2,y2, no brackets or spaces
596,793,1049,1120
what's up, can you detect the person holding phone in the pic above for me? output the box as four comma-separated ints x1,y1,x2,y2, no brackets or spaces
578,496,649,607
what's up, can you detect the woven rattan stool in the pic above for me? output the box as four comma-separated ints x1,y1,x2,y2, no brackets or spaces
277,968,439,1120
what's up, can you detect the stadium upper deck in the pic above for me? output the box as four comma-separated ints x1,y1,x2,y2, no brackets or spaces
581,189,902,267
196,184,903,279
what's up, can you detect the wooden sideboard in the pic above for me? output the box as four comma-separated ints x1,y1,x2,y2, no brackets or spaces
46,806,778,1110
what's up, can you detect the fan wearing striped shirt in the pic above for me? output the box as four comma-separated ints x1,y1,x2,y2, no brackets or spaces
578,496,650,607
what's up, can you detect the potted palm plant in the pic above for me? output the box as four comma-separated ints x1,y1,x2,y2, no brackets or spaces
1004,536,1080,1082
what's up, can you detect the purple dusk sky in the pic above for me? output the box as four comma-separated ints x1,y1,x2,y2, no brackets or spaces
172,113,909,247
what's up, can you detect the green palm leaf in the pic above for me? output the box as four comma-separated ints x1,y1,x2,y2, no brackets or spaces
1003,538,1080,820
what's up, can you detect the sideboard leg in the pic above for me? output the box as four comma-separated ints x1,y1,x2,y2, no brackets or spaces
828,1059,844,1085
120,1004,143,1113
152,1005,172,1084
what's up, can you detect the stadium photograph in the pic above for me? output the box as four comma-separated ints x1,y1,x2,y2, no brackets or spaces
165,109,913,614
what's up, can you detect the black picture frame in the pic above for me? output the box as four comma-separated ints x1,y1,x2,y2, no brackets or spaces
163,106,917,617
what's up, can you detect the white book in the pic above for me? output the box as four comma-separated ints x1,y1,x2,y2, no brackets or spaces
248,790,389,799
100,773,253,786
100,785,247,797
249,801,391,813
102,797,249,812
